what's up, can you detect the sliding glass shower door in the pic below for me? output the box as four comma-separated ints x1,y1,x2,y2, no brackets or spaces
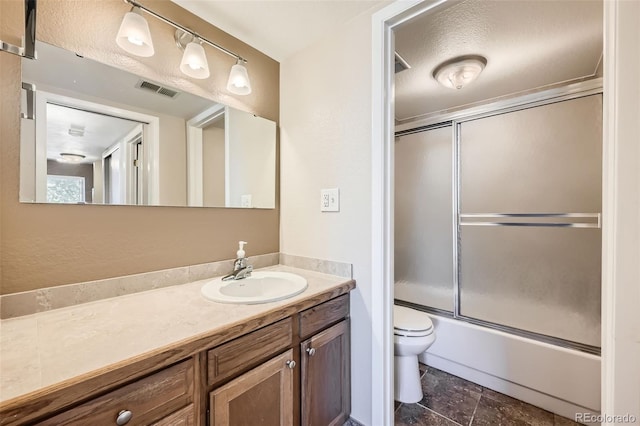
458,95,602,349
394,93,603,352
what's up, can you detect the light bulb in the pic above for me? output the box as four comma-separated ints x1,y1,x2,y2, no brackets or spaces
127,36,144,46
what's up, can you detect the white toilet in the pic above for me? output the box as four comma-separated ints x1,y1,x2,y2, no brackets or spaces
394,304,436,403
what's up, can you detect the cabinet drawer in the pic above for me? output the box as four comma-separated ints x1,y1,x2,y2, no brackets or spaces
207,317,292,385
149,404,195,426
299,294,349,339
37,359,194,426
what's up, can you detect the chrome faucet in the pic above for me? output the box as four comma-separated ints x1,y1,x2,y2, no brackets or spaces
222,241,253,281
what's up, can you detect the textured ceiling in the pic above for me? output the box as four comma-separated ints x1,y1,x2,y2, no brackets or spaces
45,105,139,163
394,0,603,123
171,0,389,61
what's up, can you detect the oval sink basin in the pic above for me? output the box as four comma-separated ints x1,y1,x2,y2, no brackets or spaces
201,271,308,304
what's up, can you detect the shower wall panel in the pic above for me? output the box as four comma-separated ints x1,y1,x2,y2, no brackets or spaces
395,125,454,312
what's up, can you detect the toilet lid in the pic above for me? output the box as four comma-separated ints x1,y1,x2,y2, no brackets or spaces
394,305,434,336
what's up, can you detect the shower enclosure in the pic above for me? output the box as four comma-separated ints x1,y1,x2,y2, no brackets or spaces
394,89,602,354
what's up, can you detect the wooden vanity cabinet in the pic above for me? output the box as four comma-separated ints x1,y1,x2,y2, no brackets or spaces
207,293,351,426
300,321,350,426
298,293,351,426
4,290,352,426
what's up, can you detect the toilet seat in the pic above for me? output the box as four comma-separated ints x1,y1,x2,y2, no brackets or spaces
394,305,434,337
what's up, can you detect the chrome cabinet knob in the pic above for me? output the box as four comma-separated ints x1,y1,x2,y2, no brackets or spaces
286,360,296,369
116,410,133,425
306,347,316,356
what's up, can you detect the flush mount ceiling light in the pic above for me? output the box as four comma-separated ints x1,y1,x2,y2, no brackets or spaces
115,0,252,94
115,6,154,57
227,58,252,95
432,55,487,90
58,153,86,163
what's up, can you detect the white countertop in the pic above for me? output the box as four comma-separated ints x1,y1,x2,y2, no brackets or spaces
0,265,353,405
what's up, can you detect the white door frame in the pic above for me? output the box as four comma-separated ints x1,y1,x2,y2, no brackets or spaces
122,124,144,205
186,103,225,207
101,141,123,204
600,0,640,423
371,1,640,424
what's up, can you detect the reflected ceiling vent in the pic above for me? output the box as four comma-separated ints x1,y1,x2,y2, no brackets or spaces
135,80,180,99
395,52,411,74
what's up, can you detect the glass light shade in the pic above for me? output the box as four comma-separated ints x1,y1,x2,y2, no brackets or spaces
115,9,154,57
58,153,86,163
433,55,487,90
227,62,252,95
180,42,210,79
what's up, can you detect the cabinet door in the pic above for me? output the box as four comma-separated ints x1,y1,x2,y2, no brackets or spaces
209,349,294,426
301,320,350,426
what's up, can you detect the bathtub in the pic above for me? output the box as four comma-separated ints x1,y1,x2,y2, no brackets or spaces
419,314,601,420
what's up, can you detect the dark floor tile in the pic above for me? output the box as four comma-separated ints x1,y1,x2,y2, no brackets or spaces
431,368,483,394
554,414,584,425
419,362,428,376
419,368,482,425
472,391,554,426
481,388,525,406
395,403,460,426
395,400,402,411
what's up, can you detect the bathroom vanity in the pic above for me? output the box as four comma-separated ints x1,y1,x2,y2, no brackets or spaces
0,266,354,426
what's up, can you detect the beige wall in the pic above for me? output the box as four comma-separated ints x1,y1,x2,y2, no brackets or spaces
0,0,279,294
226,108,276,208
158,115,188,206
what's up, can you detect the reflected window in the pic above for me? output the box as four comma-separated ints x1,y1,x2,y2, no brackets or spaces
46,175,85,204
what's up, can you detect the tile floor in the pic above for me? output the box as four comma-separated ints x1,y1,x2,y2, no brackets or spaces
394,364,583,426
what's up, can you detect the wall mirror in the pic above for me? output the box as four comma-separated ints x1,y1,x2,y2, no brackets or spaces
19,41,276,208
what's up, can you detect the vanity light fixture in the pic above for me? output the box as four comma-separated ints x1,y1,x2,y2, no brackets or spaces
116,0,252,94
227,58,252,95
432,55,487,90
115,6,155,57
58,153,86,163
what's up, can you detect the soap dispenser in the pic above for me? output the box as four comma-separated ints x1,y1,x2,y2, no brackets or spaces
222,241,253,281
234,241,248,270
236,241,247,260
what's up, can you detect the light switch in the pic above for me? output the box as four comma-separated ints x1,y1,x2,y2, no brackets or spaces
241,194,252,208
321,188,340,212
